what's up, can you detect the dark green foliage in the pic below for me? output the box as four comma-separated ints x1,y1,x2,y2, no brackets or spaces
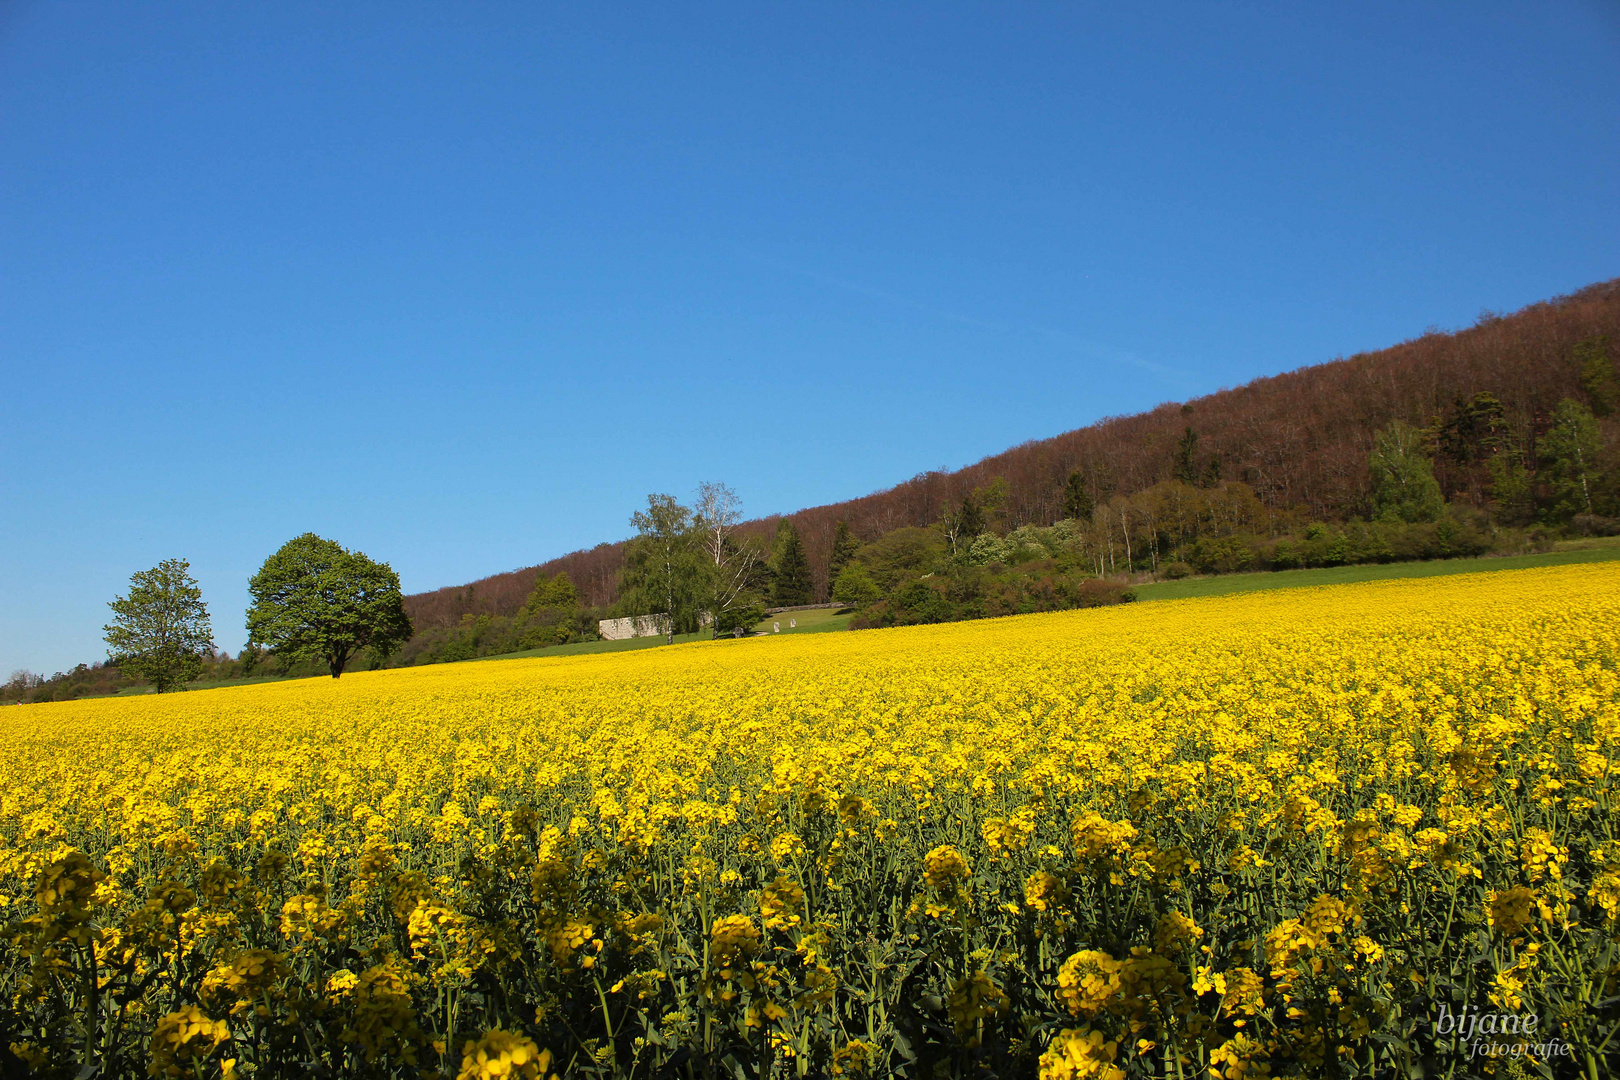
511,572,586,650
1173,427,1200,485
826,520,860,592
1173,428,1222,488
853,527,946,591
769,519,813,607
713,600,766,636
246,534,412,678
1437,392,1509,464
941,491,988,555
390,602,602,666
1061,471,1093,522
852,564,1126,628
103,558,214,692
955,494,986,542
619,494,706,640
1575,335,1618,417
1488,451,1536,525
973,477,1010,531
1540,398,1603,520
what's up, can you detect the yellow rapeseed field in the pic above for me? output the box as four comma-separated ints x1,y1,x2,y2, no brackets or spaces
2,563,1617,1079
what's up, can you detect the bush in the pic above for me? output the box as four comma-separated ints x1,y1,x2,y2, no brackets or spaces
1159,561,1193,580
714,602,766,636
1268,540,1303,570
1570,513,1620,537
832,564,882,606
851,565,1126,629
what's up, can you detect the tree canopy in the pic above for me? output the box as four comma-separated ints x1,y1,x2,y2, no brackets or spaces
103,558,215,692
246,533,412,678
620,494,705,642
1541,398,1602,520
1369,420,1444,523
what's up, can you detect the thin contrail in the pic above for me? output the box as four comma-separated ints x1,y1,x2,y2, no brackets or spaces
743,252,1198,390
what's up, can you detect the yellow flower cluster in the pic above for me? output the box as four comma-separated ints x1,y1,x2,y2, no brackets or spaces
0,562,1617,1076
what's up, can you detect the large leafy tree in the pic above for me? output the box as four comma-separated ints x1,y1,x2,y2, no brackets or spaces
246,533,411,678
1541,398,1603,520
103,558,215,692
1369,420,1444,523
620,494,705,644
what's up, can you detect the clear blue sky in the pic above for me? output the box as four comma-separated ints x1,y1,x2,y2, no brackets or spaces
3,2,1618,675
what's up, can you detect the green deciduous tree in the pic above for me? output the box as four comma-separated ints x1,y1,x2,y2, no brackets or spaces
832,563,882,606
1488,450,1536,526
103,558,215,692
620,494,705,643
1369,420,1444,523
770,519,813,607
517,572,583,649
246,534,412,678
856,526,946,591
1541,398,1603,520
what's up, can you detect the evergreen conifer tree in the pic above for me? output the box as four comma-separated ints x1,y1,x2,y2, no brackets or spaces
1061,471,1094,522
826,521,859,599
771,520,813,606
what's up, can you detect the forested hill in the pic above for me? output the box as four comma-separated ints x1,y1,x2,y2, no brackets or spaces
406,277,1620,630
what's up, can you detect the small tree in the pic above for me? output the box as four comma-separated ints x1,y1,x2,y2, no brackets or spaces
104,558,215,692
1369,420,1444,523
941,494,985,556
1173,427,1200,485
246,534,412,678
770,519,813,607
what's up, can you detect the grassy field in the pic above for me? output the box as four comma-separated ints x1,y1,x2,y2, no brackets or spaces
1131,535,1620,603
750,606,855,635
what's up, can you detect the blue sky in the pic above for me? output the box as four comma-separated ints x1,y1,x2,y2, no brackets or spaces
3,2,1618,674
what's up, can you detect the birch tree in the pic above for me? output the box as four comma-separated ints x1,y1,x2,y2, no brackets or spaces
693,481,765,637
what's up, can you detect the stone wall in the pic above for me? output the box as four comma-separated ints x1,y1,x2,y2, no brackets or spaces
597,614,669,641
597,612,713,641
